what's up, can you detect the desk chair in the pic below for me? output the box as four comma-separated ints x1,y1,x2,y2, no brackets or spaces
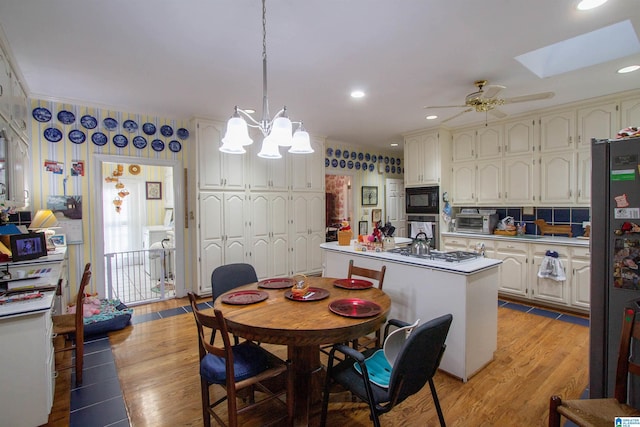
348,260,386,350
321,314,453,427
548,300,640,426
188,293,291,427
53,262,91,387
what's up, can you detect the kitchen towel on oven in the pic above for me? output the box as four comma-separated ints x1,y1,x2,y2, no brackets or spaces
537,250,566,281
410,222,433,239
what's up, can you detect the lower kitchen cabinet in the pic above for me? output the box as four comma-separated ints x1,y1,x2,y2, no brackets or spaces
530,244,570,306
494,240,529,298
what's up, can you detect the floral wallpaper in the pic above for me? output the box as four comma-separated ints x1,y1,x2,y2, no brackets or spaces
326,175,348,221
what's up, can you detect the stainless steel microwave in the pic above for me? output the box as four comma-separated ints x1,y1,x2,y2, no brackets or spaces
454,213,499,234
405,186,439,214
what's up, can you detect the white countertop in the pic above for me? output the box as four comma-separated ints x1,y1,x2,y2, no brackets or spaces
0,291,55,318
320,241,502,274
441,231,590,247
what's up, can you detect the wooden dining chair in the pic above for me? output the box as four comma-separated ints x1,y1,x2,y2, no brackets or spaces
321,314,452,427
348,260,386,350
53,262,91,387
548,300,640,426
187,293,291,427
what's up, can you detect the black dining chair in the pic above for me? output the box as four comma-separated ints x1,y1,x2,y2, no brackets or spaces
321,314,453,427
210,263,259,344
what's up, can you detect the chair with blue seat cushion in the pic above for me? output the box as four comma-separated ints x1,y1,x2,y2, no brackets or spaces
320,314,453,427
188,293,291,427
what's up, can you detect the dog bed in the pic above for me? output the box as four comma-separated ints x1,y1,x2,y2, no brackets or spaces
83,299,133,336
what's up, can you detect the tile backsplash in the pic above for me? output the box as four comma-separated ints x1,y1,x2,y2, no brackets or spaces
456,207,590,237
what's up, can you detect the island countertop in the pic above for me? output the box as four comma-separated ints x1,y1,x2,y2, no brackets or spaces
320,241,502,275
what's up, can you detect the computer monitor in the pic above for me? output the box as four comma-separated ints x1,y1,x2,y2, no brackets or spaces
9,233,48,262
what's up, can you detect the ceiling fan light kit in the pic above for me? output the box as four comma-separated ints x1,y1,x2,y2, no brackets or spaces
220,0,314,158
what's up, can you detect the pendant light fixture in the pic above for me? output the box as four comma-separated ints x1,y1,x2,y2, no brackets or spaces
220,0,314,158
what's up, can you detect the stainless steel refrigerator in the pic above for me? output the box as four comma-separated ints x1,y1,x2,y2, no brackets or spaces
590,136,640,404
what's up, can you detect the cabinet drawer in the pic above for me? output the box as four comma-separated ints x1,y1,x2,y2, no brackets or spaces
571,246,591,259
531,244,569,257
495,241,528,253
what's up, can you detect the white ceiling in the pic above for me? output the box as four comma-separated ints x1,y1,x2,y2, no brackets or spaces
0,0,639,152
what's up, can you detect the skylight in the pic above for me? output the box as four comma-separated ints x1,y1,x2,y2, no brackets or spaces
515,20,640,78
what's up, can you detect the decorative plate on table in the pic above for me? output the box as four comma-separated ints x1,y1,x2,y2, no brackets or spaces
142,122,156,135
80,114,98,129
32,107,52,122
123,119,138,132
160,125,173,137
151,139,165,152
333,278,374,290
103,118,118,130
132,135,147,149
176,128,190,140
329,298,382,318
43,127,63,143
257,278,296,289
113,134,128,148
68,129,86,144
57,110,75,125
92,132,108,146
221,290,268,305
284,287,330,301
168,140,182,153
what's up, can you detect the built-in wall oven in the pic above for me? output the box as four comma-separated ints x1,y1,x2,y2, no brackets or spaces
406,186,439,214
407,214,439,250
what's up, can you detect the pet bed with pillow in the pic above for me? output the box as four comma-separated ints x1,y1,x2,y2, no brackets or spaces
83,299,133,336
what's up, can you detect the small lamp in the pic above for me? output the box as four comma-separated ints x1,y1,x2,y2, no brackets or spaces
29,209,59,251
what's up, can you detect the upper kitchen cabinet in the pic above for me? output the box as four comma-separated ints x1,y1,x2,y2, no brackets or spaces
539,109,576,152
621,97,640,128
576,102,618,149
194,119,245,191
10,73,28,140
404,129,448,186
0,49,11,123
452,125,503,162
290,136,324,192
538,151,575,205
0,125,28,207
504,118,537,156
451,130,475,162
248,141,288,191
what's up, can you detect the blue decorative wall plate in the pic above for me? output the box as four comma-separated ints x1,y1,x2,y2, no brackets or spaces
160,125,173,137
132,135,147,149
32,107,52,122
123,120,138,132
348,160,354,169
113,134,128,148
326,147,333,157
142,123,156,135
103,118,118,130
335,149,341,158
340,159,346,168
151,139,165,152
369,163,375,171
57,110,75,125
362,162,367,170
365,153,370,161
68,129,86,144
80,115,97,129
331,158,338,167
325,158,330,167
43,127,63,142
92,132,108,146
351,151,356,159
343,150,349,159
355,162,361,170
176,128,189,140
168,140,182,153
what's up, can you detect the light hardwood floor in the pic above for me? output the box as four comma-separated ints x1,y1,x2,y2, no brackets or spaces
48,297,589,426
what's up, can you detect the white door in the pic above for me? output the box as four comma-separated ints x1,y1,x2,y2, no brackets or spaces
385,178,406,238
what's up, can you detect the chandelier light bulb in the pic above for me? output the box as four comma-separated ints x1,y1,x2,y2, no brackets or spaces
257,135,282,159
270,115,294,147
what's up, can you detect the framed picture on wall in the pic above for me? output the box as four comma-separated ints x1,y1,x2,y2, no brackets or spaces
361,186,378,206
372,209,382,224
146,181,162,200
359,221,368,236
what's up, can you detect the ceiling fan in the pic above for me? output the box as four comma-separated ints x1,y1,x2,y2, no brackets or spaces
425,80,555,124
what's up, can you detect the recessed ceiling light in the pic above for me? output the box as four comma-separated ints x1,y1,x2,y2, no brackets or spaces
245,109,256,114
426,115,438,120
618,65,640,73
390,142,399,147
577,0,608,10
350,90,365,98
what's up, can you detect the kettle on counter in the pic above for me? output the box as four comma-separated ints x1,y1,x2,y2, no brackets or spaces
411,232,431,256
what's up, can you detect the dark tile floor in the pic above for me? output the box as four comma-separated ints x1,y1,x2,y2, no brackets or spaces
68,299,587,426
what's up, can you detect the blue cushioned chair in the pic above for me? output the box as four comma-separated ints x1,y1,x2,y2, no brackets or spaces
321,314,453,427
188,293,291,427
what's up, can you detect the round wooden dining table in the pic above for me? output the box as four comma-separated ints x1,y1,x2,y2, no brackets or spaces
213,275,391,427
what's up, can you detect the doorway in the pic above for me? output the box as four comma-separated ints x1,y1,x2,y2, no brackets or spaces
93,154,184,306
325,174,353,240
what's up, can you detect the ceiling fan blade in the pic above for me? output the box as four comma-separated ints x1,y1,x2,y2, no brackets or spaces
424,105,467,109
503,92,555,104
489,108,507,119
441,108,473,123
481,85,506,99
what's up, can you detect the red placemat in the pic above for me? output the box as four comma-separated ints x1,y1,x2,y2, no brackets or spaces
257,278,296,289
329,298,382,318
284,287,330,301
221,290,268,305
333,278,374,290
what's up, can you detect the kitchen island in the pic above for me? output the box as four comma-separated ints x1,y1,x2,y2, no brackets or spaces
321,241,502,382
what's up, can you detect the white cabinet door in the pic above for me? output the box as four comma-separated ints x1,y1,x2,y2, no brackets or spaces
248,142,289,191
290,137,324,191
504,156,536,205
404,131,440,185
196,120,245,190
421,132,440,184
404,135,424,186
0,49,11,122
495,241,529,298
451,162,475,205
540,110,576,152
476,160,501,204
7,133,27,207
504,117,537,156
539,151,575,205
452,130,475,162
10,74,28,138
570,247,591,310
476,125,502,160
290,192,324,275
249,192,289,279
621,97,640,128
577,150,591,205
530,245,569,306
577,102,618,149
441,236,468,252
